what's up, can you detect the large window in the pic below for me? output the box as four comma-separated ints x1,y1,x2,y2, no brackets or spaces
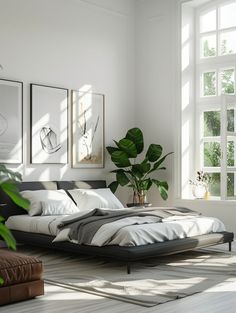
181,0,236,200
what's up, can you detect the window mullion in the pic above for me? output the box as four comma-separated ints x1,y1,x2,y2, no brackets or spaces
216,2,219,57
221,96,227,199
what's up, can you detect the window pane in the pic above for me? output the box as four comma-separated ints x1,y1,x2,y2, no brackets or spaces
227,108,235,132
227,140,235,166
200,9,216,33
201,35,216,58
204,111,220,136
203,71,216,96
220,2,236,29
220,30,236,55
204,142,221,166
208,173,220,196
221,69,235,94
227,173,235,197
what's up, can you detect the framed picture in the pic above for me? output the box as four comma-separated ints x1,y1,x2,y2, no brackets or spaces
30,84,68,164
71,90,104,168
0,79,23,164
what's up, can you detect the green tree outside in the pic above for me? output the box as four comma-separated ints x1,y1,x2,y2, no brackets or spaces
201,39,235,197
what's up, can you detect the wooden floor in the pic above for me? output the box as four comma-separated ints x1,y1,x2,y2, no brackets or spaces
2,242,236,313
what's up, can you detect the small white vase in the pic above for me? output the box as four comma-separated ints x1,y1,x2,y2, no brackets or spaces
192,184,206,199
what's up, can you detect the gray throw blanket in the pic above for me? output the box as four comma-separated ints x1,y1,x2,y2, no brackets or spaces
58,207,200,245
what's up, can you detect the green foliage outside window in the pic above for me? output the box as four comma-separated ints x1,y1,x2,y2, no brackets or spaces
203,72,216,96
202,38,235,197
203,111,235,197
203,40,216,57
221,69,235,94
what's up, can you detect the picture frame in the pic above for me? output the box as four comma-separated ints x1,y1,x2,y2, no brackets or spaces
30,83,68,164
0,78,23,164
71,90,104,168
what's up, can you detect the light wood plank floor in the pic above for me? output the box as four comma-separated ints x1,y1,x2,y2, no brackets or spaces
2,241,236,313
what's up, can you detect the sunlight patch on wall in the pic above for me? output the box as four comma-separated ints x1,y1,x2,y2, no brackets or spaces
182,81,190,111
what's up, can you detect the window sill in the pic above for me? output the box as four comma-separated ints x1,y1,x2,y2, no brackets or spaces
174,197,236,206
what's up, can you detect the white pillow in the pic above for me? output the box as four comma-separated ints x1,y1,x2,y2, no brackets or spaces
20,189,79,216
68,188,124,211
41,200,79,216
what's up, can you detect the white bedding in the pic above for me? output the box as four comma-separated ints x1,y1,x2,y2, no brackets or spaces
6,215,65,236
6,212,226,246
91,215,226,246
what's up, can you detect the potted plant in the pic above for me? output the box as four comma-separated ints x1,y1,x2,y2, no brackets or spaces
189,170,211,199
106,127,173,204
0,164,30,285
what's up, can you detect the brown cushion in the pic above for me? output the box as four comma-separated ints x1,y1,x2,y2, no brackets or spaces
0,280,44,305
0,249,43,286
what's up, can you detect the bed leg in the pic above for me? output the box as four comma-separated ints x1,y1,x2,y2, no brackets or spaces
229,241,232,252
127,263,131,274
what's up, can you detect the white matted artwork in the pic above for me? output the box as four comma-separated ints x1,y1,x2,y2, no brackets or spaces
30,84,68,164
0,79,23,163
72,90,104,168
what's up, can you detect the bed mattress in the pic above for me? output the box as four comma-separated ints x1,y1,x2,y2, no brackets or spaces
6,214,226,246
6,215,64,236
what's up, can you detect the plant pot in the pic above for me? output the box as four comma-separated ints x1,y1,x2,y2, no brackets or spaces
192,184,207,199
133,190,147,205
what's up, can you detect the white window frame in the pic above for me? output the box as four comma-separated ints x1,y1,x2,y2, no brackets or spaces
221,95,236,199
195,0,236,200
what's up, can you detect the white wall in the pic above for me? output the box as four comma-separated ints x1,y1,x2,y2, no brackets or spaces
135,0,175,206
0,0,136,204
181,3,195,199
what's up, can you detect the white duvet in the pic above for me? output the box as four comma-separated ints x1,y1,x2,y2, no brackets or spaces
91,215,225,246
6,211,226,247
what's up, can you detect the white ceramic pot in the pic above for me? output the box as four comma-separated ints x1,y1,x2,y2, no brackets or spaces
192,184,206,199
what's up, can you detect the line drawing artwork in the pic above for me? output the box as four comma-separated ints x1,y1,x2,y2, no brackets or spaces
40,127,62,154
0,79,23,164
72,90,104,168
31,84,68,164
78,102,100,161
0,113,8,136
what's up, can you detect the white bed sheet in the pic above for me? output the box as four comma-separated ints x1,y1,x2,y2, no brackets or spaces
6,213,226,247
6,215,65,236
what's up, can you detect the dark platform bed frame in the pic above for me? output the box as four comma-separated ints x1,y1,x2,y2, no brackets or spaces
1,180,234,274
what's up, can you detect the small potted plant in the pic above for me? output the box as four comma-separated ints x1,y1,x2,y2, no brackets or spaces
189,171,211,199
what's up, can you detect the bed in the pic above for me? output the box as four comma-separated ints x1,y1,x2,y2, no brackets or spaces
1,180,234,274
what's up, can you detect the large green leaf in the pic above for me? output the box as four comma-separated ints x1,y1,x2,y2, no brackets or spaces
132,163,151,179
141,178,153,191
108,181,119,193
106,146,119,156
0,277,3,286
125,128,144,154
117,139,137,158
151,152,173,172
113,140,120,148
111,151,131,168
0,222,16,250
132,164,144,179
158,186,168,200
1,181,30,209
146,144,162,162
116,170,130,186
152,179,169,200
140,162,151,173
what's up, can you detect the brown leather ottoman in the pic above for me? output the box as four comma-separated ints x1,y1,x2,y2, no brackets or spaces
0,249,44,305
